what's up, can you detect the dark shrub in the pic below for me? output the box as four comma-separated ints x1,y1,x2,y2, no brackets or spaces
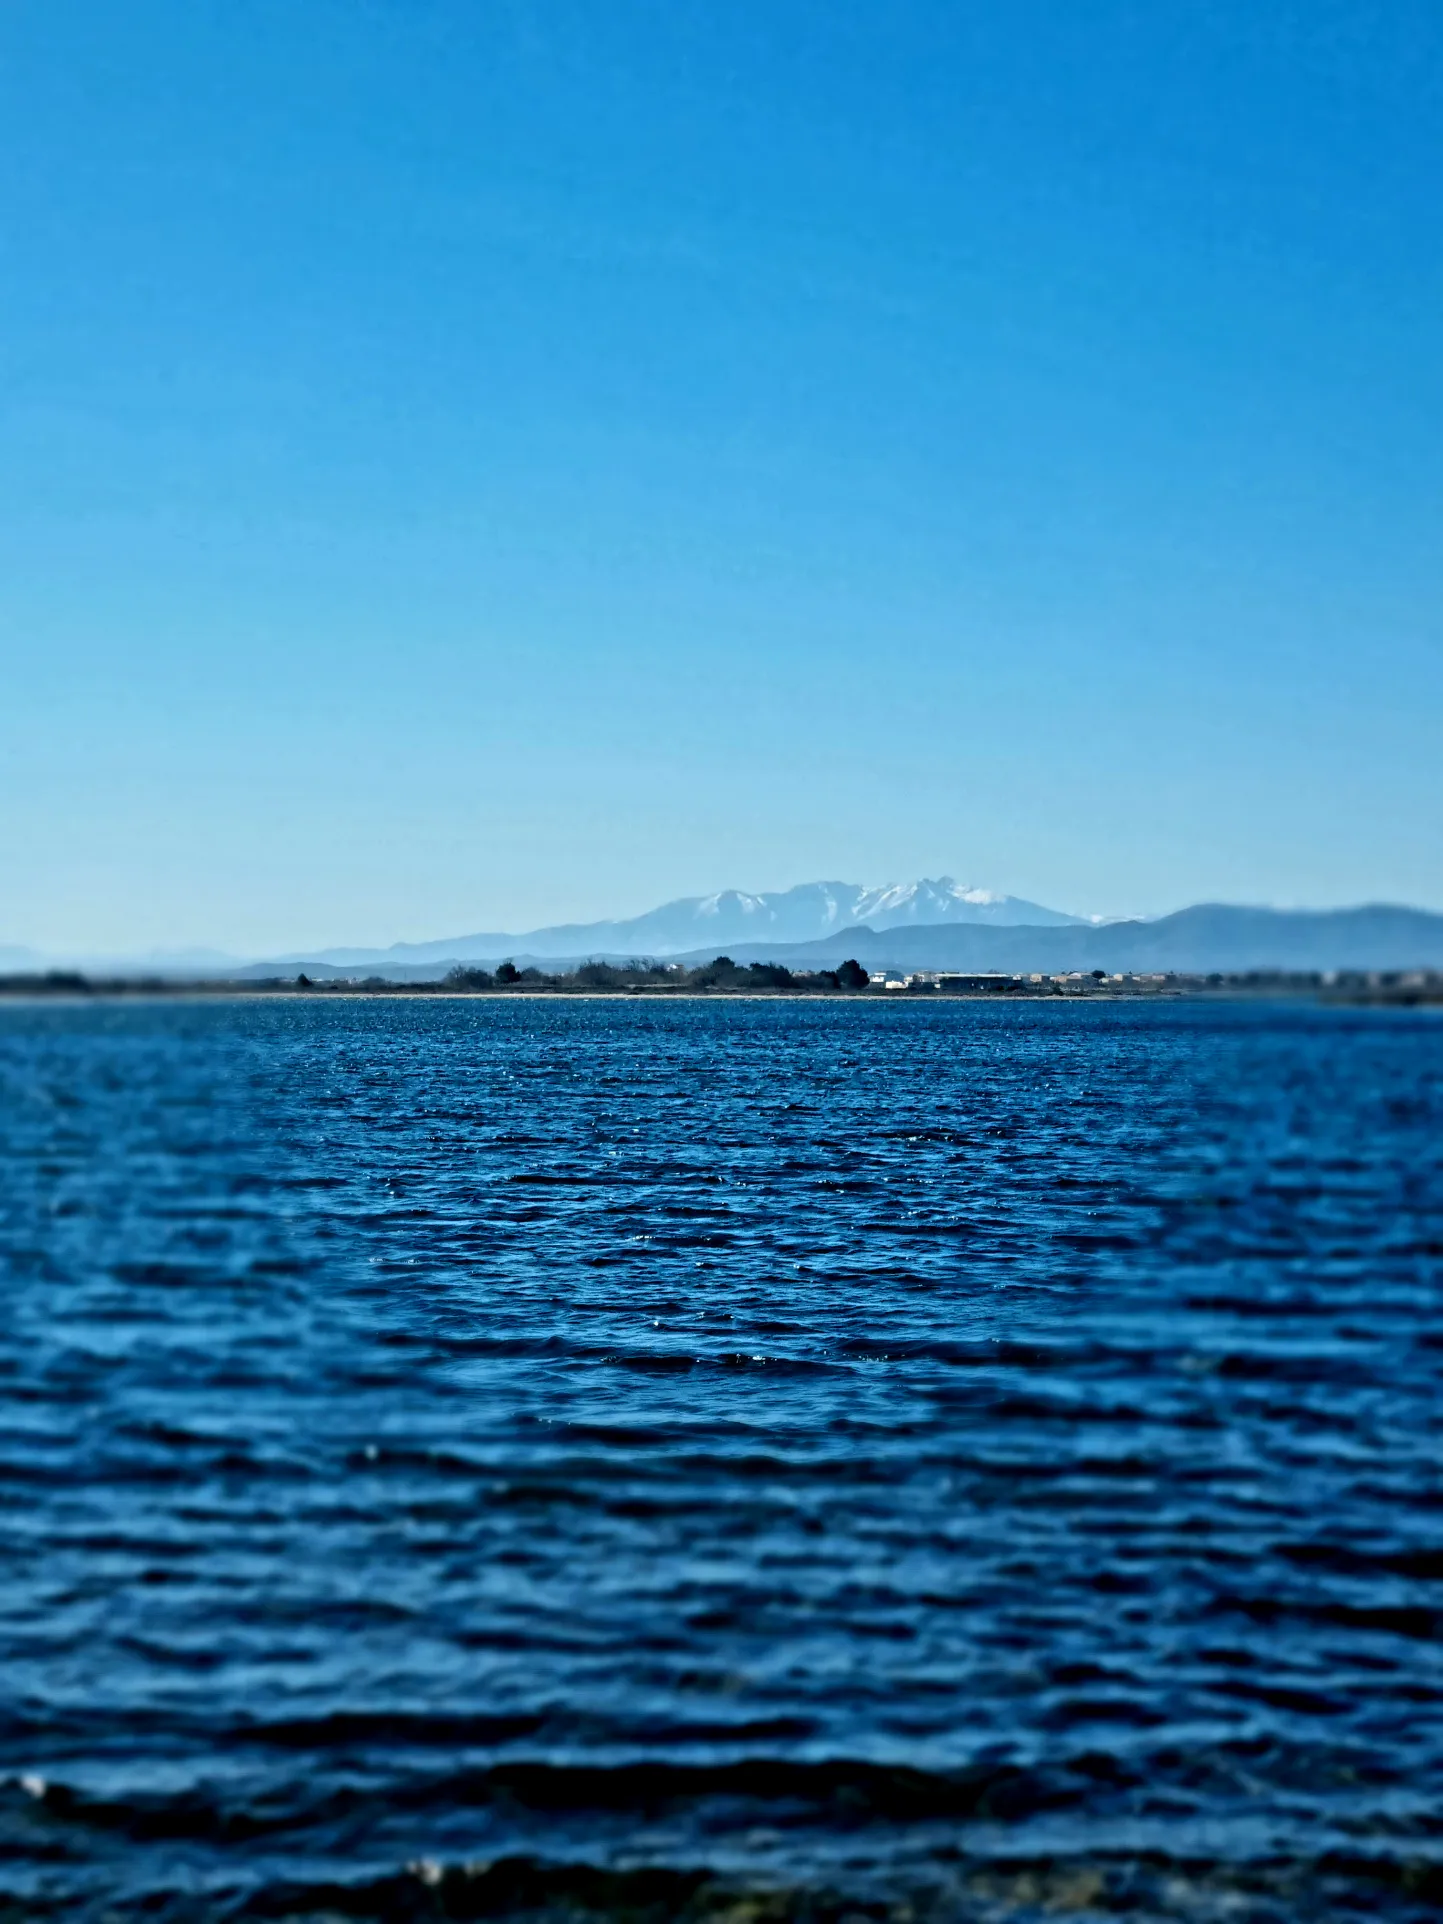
747,962,794,988
576,962,622,989
445,966,494,990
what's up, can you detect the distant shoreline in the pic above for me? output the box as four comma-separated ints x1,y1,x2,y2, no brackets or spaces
2,972,1440,1007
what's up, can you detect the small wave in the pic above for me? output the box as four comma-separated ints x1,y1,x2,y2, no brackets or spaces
10,1844,1441,1922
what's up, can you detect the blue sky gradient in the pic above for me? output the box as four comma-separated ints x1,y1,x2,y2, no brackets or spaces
3,1,1440,953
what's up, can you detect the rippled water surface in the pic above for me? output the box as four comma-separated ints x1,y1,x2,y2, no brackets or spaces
1,997,1440,1921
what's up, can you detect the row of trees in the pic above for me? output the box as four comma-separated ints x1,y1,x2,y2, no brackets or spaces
441,956,872,993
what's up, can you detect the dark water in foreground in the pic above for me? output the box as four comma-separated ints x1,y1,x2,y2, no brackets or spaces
1,998,1440,1922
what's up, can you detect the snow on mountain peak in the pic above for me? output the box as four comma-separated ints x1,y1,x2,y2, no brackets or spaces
298,876,1084,966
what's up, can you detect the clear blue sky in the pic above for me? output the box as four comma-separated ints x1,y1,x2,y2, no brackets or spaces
3,1,1440,956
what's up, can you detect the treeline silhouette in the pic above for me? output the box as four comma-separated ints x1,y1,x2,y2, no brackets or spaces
442,955,873,993
3,963,1440,1003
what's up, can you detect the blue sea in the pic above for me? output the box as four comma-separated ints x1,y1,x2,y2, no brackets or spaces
1,997,1440,1921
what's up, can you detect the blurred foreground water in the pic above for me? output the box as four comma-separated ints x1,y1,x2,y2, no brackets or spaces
1,997,1440,1921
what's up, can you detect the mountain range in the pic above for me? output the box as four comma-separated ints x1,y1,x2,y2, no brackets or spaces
289,878,1083,968
660,903,1443,976
7,883,1443,979
247,902,1443,981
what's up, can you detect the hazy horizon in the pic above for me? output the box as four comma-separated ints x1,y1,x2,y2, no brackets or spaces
9,875,1443,969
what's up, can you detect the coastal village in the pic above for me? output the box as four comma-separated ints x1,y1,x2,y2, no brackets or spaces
876,969,1171,993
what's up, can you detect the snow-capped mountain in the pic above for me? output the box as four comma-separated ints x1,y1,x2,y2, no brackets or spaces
840,879,1082,932
297,878,1083,967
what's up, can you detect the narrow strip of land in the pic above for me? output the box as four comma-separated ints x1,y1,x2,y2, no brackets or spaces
3,958,1439,1005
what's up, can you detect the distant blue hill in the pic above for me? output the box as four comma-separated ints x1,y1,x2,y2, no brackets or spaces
242,901,1443,981
671,904,1443,975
